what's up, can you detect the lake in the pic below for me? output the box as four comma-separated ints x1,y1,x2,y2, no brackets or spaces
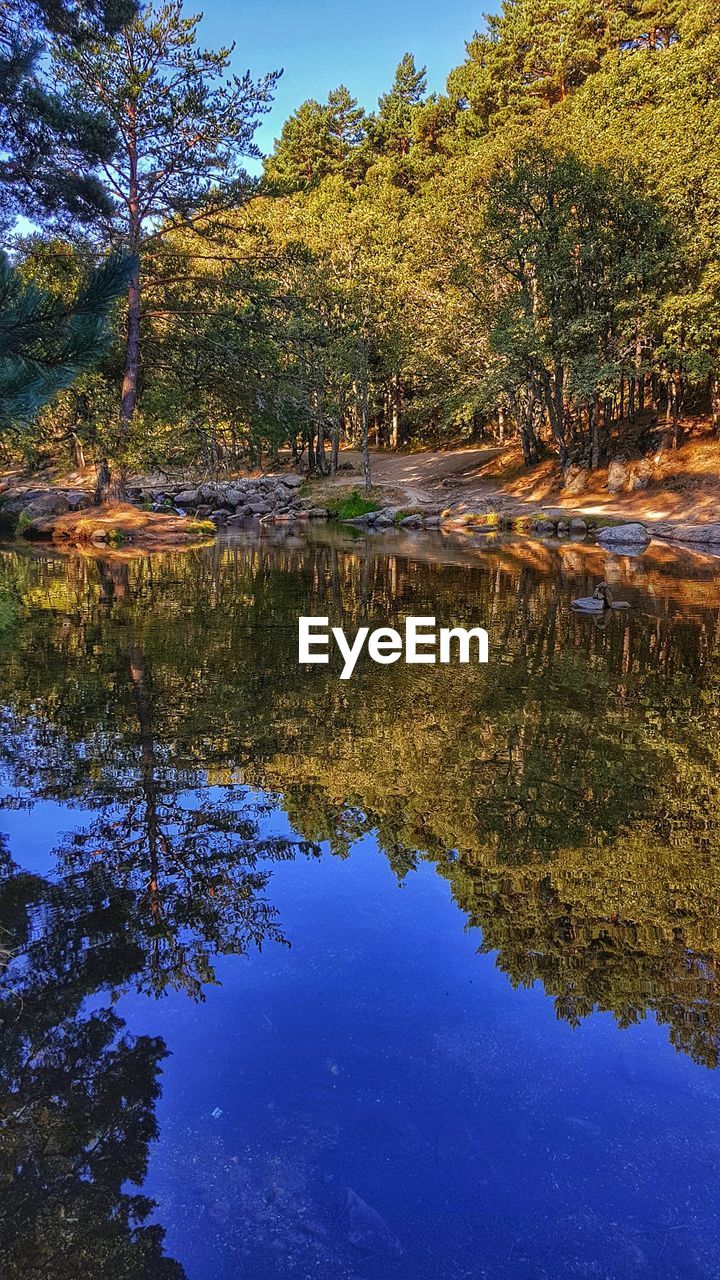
2,525,720,1279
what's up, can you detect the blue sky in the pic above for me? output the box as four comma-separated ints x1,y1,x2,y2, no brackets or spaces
195,1,501,166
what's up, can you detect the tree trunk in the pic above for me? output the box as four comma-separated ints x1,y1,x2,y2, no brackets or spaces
590,397,601,471
390,373,400,450
330,419,340,475
358,358,372,493
712,372,720,436
71,432,85,470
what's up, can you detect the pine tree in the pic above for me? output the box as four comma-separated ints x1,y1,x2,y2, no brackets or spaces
264,86,366,191
0,0,137,228
372,53,427,156
0,251,135,430
53,0,279,495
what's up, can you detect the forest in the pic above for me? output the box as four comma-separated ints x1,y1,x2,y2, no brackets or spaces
2,0,720,495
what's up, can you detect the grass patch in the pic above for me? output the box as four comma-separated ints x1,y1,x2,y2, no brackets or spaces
188,518,216,536
460,512,500,529
327,489,379,520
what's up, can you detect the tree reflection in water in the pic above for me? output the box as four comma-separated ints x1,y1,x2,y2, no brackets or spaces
2,531,720,1273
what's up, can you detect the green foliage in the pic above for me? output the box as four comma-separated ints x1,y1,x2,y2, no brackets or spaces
0,0,137,229
12,0,720,476
0,250,135,431
326,488,379,519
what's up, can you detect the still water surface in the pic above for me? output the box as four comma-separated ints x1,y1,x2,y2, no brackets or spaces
2,527,720,1279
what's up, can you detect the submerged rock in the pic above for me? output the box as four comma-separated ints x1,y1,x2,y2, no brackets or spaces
338,1187,403,1257
596,522,650,548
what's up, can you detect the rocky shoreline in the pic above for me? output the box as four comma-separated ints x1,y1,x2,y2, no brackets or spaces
2,472,720,554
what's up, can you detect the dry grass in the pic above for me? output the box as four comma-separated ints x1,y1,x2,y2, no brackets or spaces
45,503,216,548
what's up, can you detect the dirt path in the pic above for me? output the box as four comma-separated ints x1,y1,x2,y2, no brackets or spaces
334,444,720,529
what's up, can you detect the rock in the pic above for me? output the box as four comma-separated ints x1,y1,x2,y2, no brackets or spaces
373,514,393,528
195,504,211,518
233,504,252,519
347,513,375,527
22,492,70,519
400,514,423,529
248,500,272,515
209,509,227,525
279,473,304,489
308,507,329,519
607,457,631,493
65,490,88,511
631,460,653,491
339,1188,403,1258
556,520,570,535
667,521,720,545
563,465,589,496
174,489,200,508
424,515,441,528
596,522,650,548
569,517,588,536
532,518,556,535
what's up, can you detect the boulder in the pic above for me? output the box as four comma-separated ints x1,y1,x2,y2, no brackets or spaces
65,490,88,511
607,458,631,494
556,520,570,535
308,507,329,519
424,515,441,529
174,489,200,508
373,514,393,529
569,517,588,537
532,518,556,536
209,509,227,525
596,522,650,548
22,492,70,519
667,522,720,545
631,460,653,491
248,500,272,516
279,474,304,489
347,513,375,527
563,465,589,496
400,514,423,529
195,504,212,518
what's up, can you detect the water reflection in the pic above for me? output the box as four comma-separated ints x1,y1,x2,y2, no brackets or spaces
1,528,720,1276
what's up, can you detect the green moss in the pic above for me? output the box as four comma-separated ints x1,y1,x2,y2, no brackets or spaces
189,519,216,536
327,489,379,521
